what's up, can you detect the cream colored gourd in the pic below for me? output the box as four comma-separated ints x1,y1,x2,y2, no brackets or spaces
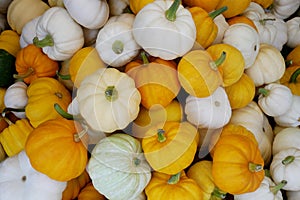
270,0,300,20
0,0,12,14
257,83,293,117
7,0,49,34
108,0,129,16
0,151,67,200
212,13,229,45
286,17,300,48
270,148,300,191
274,95,300,127
184,86,232,129
245,43,285,87
63,0,109,29
286,190,300,200
132,0,196,60
87,133,151,200
4,81,28,119
33,7,84,61
19,16,40,48
76,68,141,133
95,13,140,67
222,23,260,69
234,176,285,200
272,127,300,155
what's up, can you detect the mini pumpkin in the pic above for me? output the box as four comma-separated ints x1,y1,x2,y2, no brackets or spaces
280,65,300,95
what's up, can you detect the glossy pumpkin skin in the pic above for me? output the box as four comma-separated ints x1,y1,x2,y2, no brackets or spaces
183,0,221,12
25,77,71,128
145,171,202,200
25,118,88,182
129,0,154,14
216,0,251,18
77,182,106,200
15,44,59,84
142,121,198,175
227,15,258,32
280,65,300,95
0,30,21,57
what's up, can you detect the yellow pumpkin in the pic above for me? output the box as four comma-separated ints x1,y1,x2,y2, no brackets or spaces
286,45,300,66
0,30,21,57
145,171,202,200
216,0,251,18
25,77,72,128
78,182,106,200
224,73,256,109
0,87,5,112
183,0,222,12
142,121,198,175
0,143,6,162
227,15,258,32
251,0,274,8
129,0,154,14
280,65,300,96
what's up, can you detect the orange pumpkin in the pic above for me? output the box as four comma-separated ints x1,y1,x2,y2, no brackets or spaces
78,182,106,200
280,65,300,95
14,44,59,84
216,0,251,18
25,118,88,181
183,0,222,12
227,15,258,32
286,45,300,66
251,0,274,8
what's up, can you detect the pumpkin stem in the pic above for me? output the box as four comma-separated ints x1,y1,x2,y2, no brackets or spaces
56,70,71,80
264,169,272,178
258,87,270,97
259,18,276,25
105,86,118,101
248,162,263,172
13,67,35,80
54,103,74,120
211,187,227,199
289,68,300,83
123,5,133,14
33,35,54,48
209,6,228,19
74,127,88,143
282,155,295,165
210,51,226,70
285,60,293,67
112,40,124,54
165,0,181,22
140,51,149,64
1,107,25,125
167,172,181,184
157,129,166,143
270,180,287,194
133,157,141,166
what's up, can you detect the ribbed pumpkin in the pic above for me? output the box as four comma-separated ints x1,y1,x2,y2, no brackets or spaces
280,66,300,96
25,118,88,181
286,45,300,66
227,15,258,32
251,0,274,8
183,0,222,12
0,30,21,57
14,44,59,84
129,0,154,14
215,0,251,18
77,182,106,200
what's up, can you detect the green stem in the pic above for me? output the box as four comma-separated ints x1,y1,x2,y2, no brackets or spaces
210,51,226,70
133,157,141,166
112,40,124,54
13,68,34,80
105,86,118,101
165,0,181,22
248,162,263,172
168,172,181,184
33,35,54,48
258,88,270,97
259,18,276,25
211,187,227,199
123,5,133,14
289,68,300,83
270,180,287,194
209,6,228,19
56,70,71,80
54,103,74,120
140,51,149,64
285,60,293,67
157,129,166,143
74,127,87,143
282,156,295,165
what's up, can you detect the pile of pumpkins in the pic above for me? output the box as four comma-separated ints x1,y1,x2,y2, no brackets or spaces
0,0,299,199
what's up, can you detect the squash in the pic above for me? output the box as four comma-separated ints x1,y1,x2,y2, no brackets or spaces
33,7,84,61
183,0,221,12
0,151,67,200
270,148,300,191
142,121,198,175
3,81,28,119
25,118,88,181
125,52,180,109
87,133,152,200
272,127,300,155
132,0,196,60
257,83,293,117
0,49,16,88
77,182,106,200
0,30,21,57
76,67,141,133
185,86,232,129
227,15,258,32
187,160,227,200
96,13,140,67
129,0,154,15
286,17,300,48
280,65,300,95
0,118,33,157
222,23,260,69
286,45,300,66
270,0,300,20
14,44,59,84
25,77,72,128
19,16,40,48
7,0,49,34
286,190,300,200
145,171,202,200
245,43,285,87
211,124,265,194
63,0,109,29
251,0,274,8
108,0,130,16
215,0,251,18
177,49,223,97
224,73,256,109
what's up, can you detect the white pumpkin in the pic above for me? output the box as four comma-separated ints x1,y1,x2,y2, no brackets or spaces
19,16,40,48
95,13,140,67
33,7,84,61
270,148,300,191
4,81,28,119
272,127,300,155
108,0,130,16
63,0,109,29
132,0,196,60
257,83,293,117
274,95,300,127
76,67,141,133
184,86,232,129
234,176,285,200
222,23,260,69
286,190,300,200
87,133,151,200
0,151,67,200
212,13,229,45
270,0,300,20
245,43,285,87
286,17,300,48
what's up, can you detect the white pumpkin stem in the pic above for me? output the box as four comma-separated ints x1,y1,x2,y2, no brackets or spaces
210,51,226,70
74,127,88,143
140,51,149,64
282,155,295,165
133,157,141,166
157,129,167,143
165,0,181,22
258,88,270,97
105,86,118,101
167,172,181,184
289,68,300,83
33,35,54,48
211,187,227,199
209,6,228,19
112,40,124,54
259,18,276,25
56,70,71,80
248,162,263,172
270,180,287,194
13,67,34,80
